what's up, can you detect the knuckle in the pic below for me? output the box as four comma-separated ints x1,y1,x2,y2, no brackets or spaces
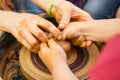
36,31,43,37
37,31,48,42
46,22,52,28
28,46,33,50
31,40,39,47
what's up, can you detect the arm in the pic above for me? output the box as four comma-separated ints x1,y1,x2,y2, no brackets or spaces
116,7,120,18
62,18,120,47
52,62,79,80
31,0,50,11
31,0,65,12
83,19,120,42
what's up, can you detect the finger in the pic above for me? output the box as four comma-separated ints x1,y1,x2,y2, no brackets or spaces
48,39,61,50
30,24,48,42
56,33,63,41
39,43,49,53
74,7,93,21
62,27,80,40
86,40,93,47
21,30,39,47
40,42,48,50
17,36,32,50
37,17,61,38
55,13,61,23
80,41,87,47
31,44,40,53
39,43,49,58
59,10,72,30
71,35,85,46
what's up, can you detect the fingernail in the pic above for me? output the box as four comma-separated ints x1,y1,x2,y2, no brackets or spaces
57,33,63,40
48,33,53,39
59,23,65,27
59,23,65,29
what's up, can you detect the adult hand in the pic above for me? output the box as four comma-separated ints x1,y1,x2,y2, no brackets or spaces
51,0,93,30
61,22,92,47
38,39,67,72
2,11,61,51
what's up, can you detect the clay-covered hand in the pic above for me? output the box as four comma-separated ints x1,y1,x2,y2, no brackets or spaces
62,22,92,47
51,0,93,30
1,11,61,51
38,39,67,72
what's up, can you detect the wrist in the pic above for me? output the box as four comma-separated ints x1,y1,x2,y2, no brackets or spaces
51,61,79,80
51,61,67,73
48,59,67,73
0,10,14,32
47,0,56,17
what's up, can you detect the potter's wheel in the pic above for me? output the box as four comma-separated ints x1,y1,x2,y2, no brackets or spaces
20,43,99,80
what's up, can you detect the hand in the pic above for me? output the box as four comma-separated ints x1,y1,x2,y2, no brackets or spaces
2,11,61,51
62,22,92,47
51,0,93,30
38,39,67,72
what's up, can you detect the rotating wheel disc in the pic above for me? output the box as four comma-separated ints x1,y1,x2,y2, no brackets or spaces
20,44,99,80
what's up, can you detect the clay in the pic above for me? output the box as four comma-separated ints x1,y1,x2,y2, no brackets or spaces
32,32,71,53
32,39,71,53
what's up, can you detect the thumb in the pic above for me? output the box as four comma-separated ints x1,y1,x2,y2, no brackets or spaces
59,11,71,30
62,27,80,40
48,39,61,50
59,22,82,40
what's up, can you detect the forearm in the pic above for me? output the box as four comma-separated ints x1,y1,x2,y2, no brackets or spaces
116,7,120,18
0,10,7,31
52,62,78,80
31,0,65,12
82,19,120,42
31,0,49,11
0,10,15,32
